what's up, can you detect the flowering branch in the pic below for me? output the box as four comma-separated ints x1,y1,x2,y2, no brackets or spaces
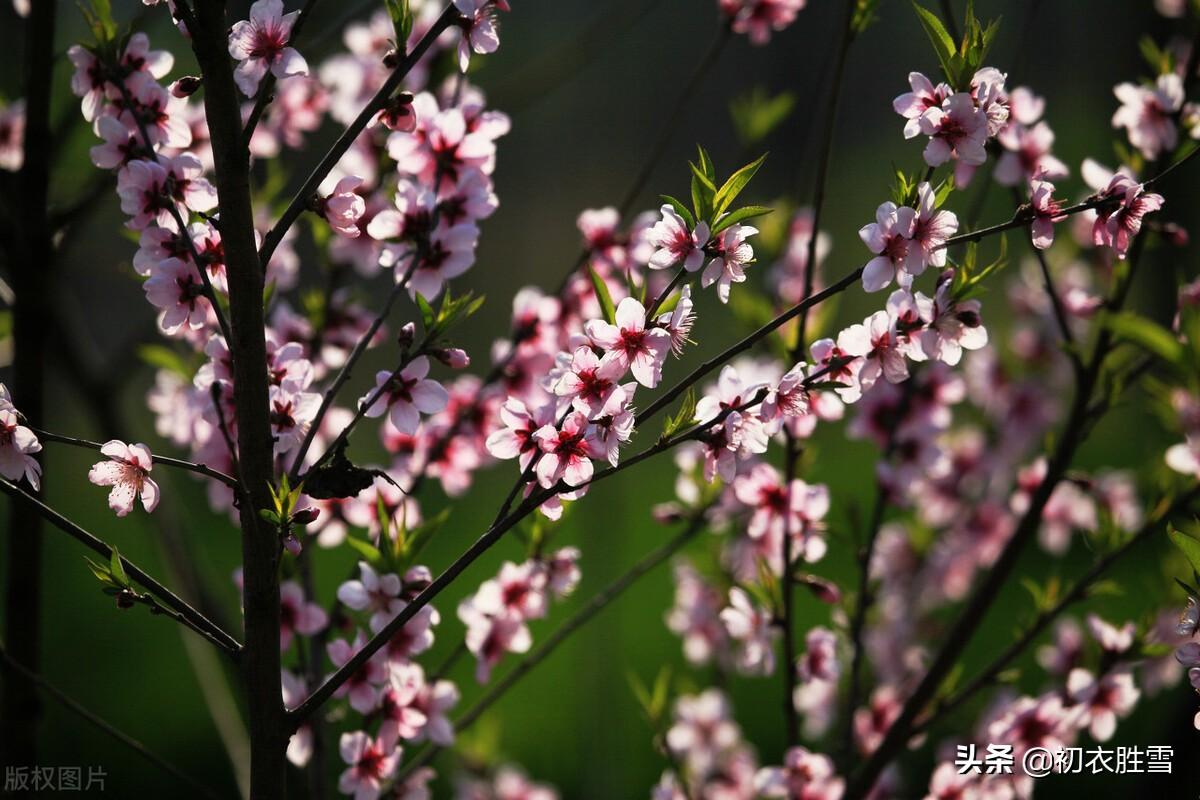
0,477,243,657
915,483,1200,735
393,504,716,784
242,0,323,143
258,4,463,267
845,154,1187,798
32,428,240,489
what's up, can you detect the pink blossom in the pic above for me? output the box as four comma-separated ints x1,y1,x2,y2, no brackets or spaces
453,0,505,72
1112,73,1184,160
338,562,403,616
1086,613,1135,653
1036,618,1084,676
87,440,160,516
458,600,531,683
0,400,41,490
279,580,327,649
919,93,989,168
228,0,309,96
719,0,807,45
858,200,916,292
853,685,901,755
894,71,951,139
648,204,710,272
552,345,624,415
144,257,212,335
585,297,672,388
666,561,729,667
1093,174,1164,259
908,182,958,275
701,224,757,303
472,560,549,622
323,175,366,237
754,747,844,800
379,661,429,742
719,587,777,675
486,397,556,469
327,635,388,714
1167,434,1200,477
337,731,400,800
916,270,988,366
411,676,459,745
1029,177,1066,250
853,310,910,389
589,384,636,467
995,121,1069,187
657,284,695,357
533,411,596,488
545,547,581,598
0,99,23,172
361,357,449,435
1066,668,1140,741
665,689,742,775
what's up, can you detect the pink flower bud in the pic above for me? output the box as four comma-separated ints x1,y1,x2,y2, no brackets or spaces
797,574,842,605
652,502,686,524
283,533,303,557
116,589,137,610
169,76,202,97
434,347,470,369
397,322,416,349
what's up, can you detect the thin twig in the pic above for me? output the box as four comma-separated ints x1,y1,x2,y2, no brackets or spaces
32,428,240,489
0,478,243,656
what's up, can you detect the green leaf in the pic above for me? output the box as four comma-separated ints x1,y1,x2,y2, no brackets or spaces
696,145,716,182
384,0,414,44
345,535,383,566
1170,526,1200,576
711,205,773,236
588,267,617,325
138,344,195,379
713,153,767,218
404,509,450,566
109,546,130,589
660,388,697,441
1101,311,1185,366
730,89,795,147
911,3,957,85
415,293,436,333
689,162,715,223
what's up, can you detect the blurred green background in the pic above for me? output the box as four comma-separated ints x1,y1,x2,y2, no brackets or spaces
2,0,1199,797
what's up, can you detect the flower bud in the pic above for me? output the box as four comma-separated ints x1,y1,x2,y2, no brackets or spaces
651,502,685,524
291,507,320,526
434,347,470,369
1175,641,1200,668
116,589,137,610
1190,667,1200,692
397,322,416,349
1178,597,1200,639
797,574,842,605
170,76,202,97
379,93,417,133
283,533,303,557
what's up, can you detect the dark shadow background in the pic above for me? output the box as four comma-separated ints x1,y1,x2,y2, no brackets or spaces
1,0,1198,797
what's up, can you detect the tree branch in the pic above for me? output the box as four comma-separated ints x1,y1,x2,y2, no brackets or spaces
31,428,240,489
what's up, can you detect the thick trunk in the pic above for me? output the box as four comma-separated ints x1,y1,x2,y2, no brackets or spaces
189,2,287,796
0,0,56,787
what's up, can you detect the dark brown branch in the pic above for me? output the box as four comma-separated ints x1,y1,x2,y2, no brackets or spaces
31,428,240,489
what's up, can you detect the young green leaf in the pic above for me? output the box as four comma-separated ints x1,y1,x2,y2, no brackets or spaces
713,153,767,218
1170,526,1200,576
1101,311,1186,367
911,3,957,85
712,205,773,235
588,268,617,325
660,388,697,441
